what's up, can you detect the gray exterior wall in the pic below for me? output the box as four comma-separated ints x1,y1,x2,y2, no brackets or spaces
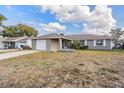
87,39,111,50
32,39,36,50
46,39,51,51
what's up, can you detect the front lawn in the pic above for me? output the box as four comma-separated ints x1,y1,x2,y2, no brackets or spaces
0,50,124,87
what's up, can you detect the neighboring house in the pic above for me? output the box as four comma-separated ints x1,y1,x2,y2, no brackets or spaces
0,32,5,49
32,33,71,51
0,36,32,49
0,38,6,49
65,34,114,50
0,31,3,38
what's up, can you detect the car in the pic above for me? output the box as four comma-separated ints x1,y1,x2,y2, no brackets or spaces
20,45,32,50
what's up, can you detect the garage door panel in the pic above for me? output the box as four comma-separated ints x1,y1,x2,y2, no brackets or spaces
36,40,46,50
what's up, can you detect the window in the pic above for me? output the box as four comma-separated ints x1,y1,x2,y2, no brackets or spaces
96,40,103,45
80,40,85,46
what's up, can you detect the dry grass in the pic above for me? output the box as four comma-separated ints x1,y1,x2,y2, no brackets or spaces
0,50,124,88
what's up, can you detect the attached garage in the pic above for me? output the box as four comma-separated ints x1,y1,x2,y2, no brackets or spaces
32,33,71,51
35,40,47,50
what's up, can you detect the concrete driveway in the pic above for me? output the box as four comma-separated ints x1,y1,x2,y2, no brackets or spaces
0,50,37,60
0,49,17,52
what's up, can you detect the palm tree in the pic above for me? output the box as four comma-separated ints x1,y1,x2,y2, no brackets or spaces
0,13,7,26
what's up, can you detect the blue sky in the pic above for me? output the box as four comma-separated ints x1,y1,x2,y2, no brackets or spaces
0,5,124,35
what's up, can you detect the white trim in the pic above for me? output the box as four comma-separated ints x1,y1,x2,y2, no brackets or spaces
84,40,87,46
103,40,106,46
14,36,27,42
94,40,96,46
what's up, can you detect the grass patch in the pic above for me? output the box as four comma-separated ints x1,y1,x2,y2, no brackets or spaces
99,67,119,74
0,50,124,87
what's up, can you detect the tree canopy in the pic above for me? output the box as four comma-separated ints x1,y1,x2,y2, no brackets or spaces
0,13,7,26
110,28,124,48
3,24,38,37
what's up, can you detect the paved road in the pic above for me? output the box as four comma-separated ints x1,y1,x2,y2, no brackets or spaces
0,50,37,60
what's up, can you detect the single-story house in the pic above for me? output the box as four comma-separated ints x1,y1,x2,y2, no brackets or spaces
32,33,71,51
65,34,114,50
32,33,114,51
0,36,32,49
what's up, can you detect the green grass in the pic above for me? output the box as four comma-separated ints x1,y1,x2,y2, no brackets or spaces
76,49,124,53
113,49,124,52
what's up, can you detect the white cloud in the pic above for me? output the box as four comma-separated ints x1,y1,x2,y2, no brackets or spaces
39,22,66,32
40,5,91,22
40,5,117,35
83,6,116,35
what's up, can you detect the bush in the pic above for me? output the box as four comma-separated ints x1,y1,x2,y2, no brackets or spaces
71,40,89,50
122,45,124,49
71,40,80,49
80,45,88,49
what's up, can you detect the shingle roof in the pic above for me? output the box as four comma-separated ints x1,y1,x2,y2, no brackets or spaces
33,33,111,40
34,33,71,40
65,34,111,40
2,36,28,42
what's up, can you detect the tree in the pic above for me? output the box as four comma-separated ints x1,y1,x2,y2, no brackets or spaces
71,40,80,49
60,32,64,36
110,28,124,48
3,24,38,37
0,13,7,26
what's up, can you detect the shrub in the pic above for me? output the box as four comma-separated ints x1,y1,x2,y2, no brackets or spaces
71,40,80,49
80,45,88,49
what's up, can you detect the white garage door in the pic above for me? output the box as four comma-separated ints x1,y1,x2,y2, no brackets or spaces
36,40,46,50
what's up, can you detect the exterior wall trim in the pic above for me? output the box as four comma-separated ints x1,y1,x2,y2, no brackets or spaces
85,40,87,46
103,39,106,46
93,40,96,46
